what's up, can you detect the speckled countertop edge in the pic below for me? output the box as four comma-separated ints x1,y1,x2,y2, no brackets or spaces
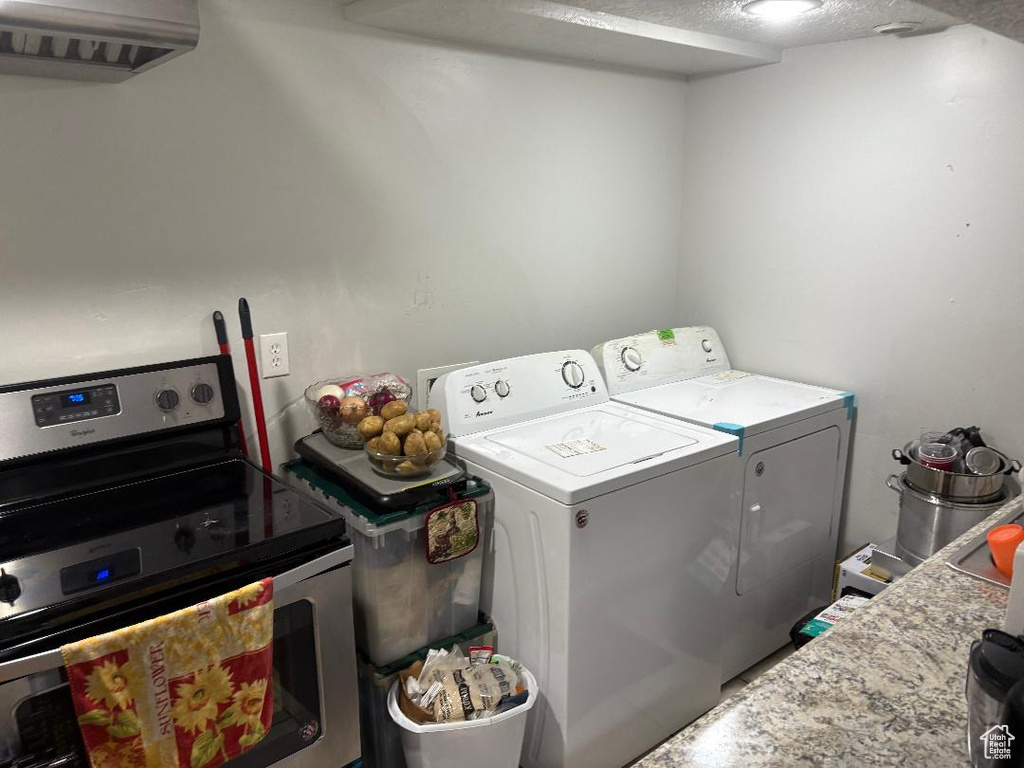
637,497,1023,768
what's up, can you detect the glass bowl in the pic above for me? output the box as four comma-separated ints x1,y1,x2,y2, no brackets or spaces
365,440,448,477
305,379,365,449
305,376,415,449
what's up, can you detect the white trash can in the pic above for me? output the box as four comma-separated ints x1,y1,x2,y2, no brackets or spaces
387,668,538,768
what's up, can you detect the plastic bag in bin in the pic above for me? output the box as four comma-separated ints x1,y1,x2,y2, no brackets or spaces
397,646,527,724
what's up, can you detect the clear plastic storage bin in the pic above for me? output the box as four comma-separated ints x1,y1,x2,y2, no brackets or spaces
286,461,493,666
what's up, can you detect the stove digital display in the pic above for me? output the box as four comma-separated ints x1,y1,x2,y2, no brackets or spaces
33,383,120,428
61,391,92,408
60,548,140,595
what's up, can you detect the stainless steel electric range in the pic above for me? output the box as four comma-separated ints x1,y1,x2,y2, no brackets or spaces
0,356,360,768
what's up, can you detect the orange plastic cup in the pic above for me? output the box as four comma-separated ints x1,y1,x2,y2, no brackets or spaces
988,524,1024,578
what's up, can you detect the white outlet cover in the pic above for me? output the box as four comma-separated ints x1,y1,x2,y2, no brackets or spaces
260,332,290,378
417,362,478,411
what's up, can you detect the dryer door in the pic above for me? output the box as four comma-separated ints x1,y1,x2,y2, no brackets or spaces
736,427,841,595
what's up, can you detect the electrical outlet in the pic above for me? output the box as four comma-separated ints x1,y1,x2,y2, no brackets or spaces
417,362,478,411
259,332,290,378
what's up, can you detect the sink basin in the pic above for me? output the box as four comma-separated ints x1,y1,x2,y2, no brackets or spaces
947,507,1024,588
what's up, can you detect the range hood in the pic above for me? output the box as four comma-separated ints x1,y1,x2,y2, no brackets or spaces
0,0,199,82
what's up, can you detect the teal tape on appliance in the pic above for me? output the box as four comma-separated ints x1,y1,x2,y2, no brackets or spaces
713,422,745,456
840,392,855,420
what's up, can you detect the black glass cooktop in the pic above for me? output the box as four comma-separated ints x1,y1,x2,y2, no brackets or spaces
0,458,346,651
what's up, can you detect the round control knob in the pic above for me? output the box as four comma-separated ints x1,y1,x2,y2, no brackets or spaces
470,385,487,403
701,338,713,353
155,388,181,413
0,570,20,605
495,380,510,398
191,383,215,405
621,347,643,372
562,362,585,389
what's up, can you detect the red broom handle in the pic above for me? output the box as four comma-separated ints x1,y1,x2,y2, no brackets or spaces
239,300,273,474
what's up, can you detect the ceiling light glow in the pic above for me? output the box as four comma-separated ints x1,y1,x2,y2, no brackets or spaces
742,0,823,19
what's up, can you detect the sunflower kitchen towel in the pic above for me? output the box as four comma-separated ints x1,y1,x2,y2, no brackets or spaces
61,579,274,768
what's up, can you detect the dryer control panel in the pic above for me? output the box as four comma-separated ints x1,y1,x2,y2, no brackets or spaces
428,350,608,437
591,326,731,396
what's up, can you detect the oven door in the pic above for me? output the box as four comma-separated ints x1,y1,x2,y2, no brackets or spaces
0,546,359,768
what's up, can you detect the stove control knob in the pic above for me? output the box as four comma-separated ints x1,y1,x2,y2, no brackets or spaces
495,380,510,398
470,385,487,403
0,570,20,605
191,383,215,405
155,389,181,413
621,347,643,372
701,338,713,353
562,362,585,389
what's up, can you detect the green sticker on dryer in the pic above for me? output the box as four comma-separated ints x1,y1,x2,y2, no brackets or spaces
656,329,676,344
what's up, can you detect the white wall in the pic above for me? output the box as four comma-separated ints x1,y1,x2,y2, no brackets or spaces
5,1,1019,555
676,26,1024,552
0,0,687,466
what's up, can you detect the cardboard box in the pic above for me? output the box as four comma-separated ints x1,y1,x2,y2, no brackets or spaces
834,543,891,599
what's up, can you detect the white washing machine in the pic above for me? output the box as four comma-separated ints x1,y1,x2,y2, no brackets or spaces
428,350,740,768
592,327,853,681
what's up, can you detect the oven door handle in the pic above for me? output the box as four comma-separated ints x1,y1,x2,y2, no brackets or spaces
0,544,353,683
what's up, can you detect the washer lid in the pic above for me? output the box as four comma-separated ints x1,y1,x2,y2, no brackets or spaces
616,372,848,436
452,403,737,505
486,408,697,477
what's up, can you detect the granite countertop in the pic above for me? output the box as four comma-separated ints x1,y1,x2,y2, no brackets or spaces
638,496,1023,768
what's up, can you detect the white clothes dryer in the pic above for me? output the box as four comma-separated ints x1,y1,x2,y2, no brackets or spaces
592,327,853,681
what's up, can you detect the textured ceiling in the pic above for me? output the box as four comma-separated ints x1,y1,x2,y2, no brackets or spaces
913,0,1024,43
344,0,782,76
563,0,962,48
343,0,972,77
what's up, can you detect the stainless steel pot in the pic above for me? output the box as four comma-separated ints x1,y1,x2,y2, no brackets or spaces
892,443,1020,503
887,473,1011,566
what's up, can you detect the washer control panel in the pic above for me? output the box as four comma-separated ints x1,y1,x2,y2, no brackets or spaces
591,326,731,395
1,357,234,464
428,350,608,437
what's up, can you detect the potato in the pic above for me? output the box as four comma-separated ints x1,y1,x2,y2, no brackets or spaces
366,436,382,453
384,413,415,437
403,431,428,456
429,422,444,440
358,415,385,440
378,431,401,456
414,411,432,432
380,400,409,421
427,409,441,422
395,460,420,476
424,430,442,452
